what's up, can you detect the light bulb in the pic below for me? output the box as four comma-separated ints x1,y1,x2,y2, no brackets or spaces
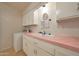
56,10,60,15
43,7,48,13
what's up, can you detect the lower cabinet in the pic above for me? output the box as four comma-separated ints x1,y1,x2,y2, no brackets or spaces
35,47,51,56
23,35,53,56
23,38,51,56
55,45,79,56
23,35,79,56
55,50,69,56
23,38,35,56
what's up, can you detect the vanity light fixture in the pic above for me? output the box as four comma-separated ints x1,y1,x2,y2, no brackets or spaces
56,10,60,15
42,5,45,7
42,4,48,14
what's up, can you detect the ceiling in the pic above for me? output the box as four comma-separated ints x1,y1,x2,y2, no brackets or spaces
3,2,32,11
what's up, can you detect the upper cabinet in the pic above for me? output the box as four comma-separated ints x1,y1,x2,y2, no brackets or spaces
56,2,79,25
56,2,79,20
22,13,28,26
22,9,39,26
34,8,39,25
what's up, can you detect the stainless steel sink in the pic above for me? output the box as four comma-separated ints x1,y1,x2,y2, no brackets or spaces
38,33,54,38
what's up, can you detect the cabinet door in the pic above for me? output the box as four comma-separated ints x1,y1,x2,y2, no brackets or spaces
27,43,35,56
29,11,34,25
26,36,55,56
23,38,28,55
29,37,55,55
22,14,29,26
34,9,39,24
55,50,69,56
23,9,39,26
22,15,26,26
56,3,79,19
23,38,35,56
36,40,55,55
55,45,79,56
36,47,51,56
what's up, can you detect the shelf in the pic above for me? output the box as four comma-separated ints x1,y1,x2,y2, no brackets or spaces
57,15,79,23
56,15,79,28
23,24,38,27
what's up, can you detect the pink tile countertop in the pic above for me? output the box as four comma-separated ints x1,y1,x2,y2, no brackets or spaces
24,32,79,53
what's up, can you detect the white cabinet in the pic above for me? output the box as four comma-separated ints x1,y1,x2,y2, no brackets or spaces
34,9,39,25
23,34,79,56
23,35,53,56
14,32,22,52
35,47,51,56
22,9,39,26
55,45,79,56
55,49,69,56
26,11,34,25
23,36,35,56
56,2,79,19
22,14,28,26
26,35,55,55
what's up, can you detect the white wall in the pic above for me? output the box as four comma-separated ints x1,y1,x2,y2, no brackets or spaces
29,3,58,35
0,3,22,51
37,2,58,35
23,2,79,37
33,2,79,37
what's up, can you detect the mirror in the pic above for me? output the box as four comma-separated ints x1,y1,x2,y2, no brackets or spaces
43,13,48,20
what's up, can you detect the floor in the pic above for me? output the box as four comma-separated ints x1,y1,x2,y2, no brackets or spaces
0,48,26,56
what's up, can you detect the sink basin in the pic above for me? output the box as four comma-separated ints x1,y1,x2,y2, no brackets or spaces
45,34,55,38
38,33,54,38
